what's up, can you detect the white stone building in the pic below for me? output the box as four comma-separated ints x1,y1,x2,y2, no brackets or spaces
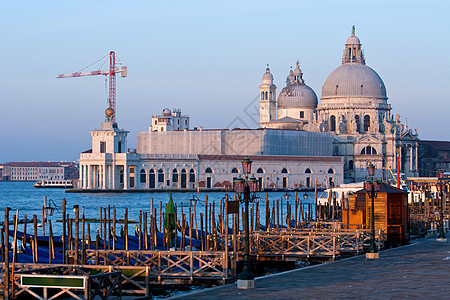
78,118,342,191
0,162,76,181
260,27,419,183
151,108,189,132
77,27,415,190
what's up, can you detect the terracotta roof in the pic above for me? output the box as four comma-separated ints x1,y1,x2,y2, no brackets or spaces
198,154,342,162
356,182,407,194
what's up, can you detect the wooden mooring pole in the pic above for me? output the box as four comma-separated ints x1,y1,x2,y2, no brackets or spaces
4,207,10,300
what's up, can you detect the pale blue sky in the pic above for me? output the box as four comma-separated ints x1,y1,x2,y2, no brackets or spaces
1,0,449,162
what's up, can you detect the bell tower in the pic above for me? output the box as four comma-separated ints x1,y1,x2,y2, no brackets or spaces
259,65,277,124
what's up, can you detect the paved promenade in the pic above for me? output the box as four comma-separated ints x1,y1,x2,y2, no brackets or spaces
171,238,449,299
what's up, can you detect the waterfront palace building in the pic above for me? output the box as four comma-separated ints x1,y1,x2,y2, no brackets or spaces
77,28,418,191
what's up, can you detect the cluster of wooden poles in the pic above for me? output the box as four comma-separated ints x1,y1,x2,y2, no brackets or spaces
0,190,347,265
408,196,449,216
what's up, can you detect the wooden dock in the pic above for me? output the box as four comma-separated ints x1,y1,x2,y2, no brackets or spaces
3,190,446,298
171,237,450,299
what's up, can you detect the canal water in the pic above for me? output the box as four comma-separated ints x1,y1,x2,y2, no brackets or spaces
0,181,317,237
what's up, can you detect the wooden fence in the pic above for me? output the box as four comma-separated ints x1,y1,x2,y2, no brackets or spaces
213,229,385,260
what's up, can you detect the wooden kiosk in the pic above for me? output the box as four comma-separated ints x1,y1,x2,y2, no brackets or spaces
343,182,409,246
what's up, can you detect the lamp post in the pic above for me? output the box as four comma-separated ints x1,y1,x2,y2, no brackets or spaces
365,163,379,259
303,192,309,200
234,157,258,289
436,170,447,242
189,195,201,207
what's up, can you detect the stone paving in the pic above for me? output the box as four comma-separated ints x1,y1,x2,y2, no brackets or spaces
170,238,449,299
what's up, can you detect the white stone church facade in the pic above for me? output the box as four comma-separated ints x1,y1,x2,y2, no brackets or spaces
259,28,419,183
77,28,417,191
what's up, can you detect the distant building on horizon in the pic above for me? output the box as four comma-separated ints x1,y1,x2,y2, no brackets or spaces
0,161,78,181
418,140,450,176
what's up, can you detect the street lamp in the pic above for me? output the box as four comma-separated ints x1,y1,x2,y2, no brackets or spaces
189,195,201,207
365,163,380,259
234,157,258,289
44,199,59,217
436,170,447,242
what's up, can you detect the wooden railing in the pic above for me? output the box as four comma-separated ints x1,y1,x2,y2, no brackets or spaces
213,229,385,259
67,250,231,281
1,265,122,300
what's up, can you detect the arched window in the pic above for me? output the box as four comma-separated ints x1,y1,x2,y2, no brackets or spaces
149,169,155,188
257,168,264,173
348,160,354,170
361,146,377,155
364,115,370,131
140,169,146,183
261,92,264,100
328,168,334,174
181,169,187,188
265,91,268,100
281,168,288,174
231,168,238,173
305,168,312,174
355,115,360,132
205,167,213,173
172,169,178,183
157,169,164,183
330,115,336,131
189,169,195,182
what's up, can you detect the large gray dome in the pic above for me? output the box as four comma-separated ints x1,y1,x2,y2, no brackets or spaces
321,64,387,99
278,84,318,109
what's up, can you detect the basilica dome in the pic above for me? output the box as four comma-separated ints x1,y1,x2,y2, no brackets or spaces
321,64,386,99
321,29,387,100
278,61,318,109
278,84,318,109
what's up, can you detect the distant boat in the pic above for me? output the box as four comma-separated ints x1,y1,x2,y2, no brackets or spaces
317,182,365,205
33,180,74,189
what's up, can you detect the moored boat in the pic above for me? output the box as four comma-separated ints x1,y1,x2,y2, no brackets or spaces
33,179,74,188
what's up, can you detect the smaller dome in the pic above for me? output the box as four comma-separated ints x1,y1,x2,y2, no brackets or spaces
162,108,171,116
278,84,318,109
262,67,273,81
346,35,360,45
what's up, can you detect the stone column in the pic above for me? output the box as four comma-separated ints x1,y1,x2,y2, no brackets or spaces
94,165,98,189
410,146,413,172
81,165,85,189
102,164,106,189
110,162,117,190
415,145,418,173
87,165,92,189
123,164,128,190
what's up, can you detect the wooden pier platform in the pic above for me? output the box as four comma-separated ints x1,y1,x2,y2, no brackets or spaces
171,238,450,299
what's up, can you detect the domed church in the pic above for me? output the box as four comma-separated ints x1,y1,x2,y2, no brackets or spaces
259,27,419,183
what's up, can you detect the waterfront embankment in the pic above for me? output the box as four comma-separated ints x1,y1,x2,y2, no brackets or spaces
171,237,450,299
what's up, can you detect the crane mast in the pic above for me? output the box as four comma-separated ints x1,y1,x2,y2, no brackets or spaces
57,51,127,122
